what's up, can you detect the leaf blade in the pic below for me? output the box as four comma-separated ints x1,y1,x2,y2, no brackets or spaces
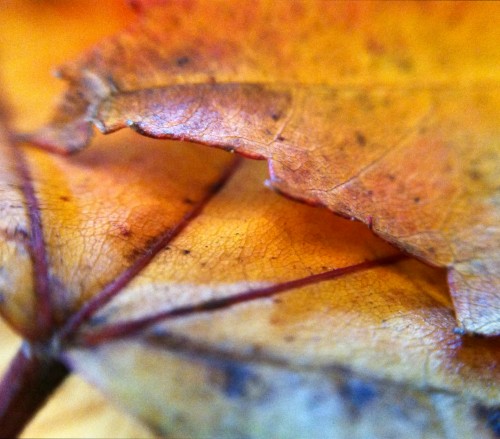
29,1,500,334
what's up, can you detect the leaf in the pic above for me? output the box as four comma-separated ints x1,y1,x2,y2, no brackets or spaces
1,1,500,437
3,127,500,436
30,0,500,335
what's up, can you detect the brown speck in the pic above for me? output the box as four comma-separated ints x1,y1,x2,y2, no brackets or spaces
277,135,286,142
182,249,191,255
126,247,144,263
366,38,385,55
270,112,281,121
355,130,366,146
59,195,71,202
413,196,420,203
114,223,132,238
468,169,481,181
396,57,413,72
183,197,195,205
120,227,132,238
128,0,143,13
176,56,190,67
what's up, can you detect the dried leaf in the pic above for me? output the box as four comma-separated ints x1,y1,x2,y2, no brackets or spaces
32,0,500,335
1,1,499,437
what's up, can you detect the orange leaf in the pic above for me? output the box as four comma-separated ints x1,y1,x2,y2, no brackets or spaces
1,1,499,437
30,0,500,335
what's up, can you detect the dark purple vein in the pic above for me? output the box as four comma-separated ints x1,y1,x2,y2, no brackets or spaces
9,138,54,338
82,252,408,346
59,156,242,341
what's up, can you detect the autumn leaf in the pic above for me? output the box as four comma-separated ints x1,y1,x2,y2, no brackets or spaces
1,1,500,438
2,125,500,436
29,0,500,336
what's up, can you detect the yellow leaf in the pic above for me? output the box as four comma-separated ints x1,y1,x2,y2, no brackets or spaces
0,1,499,437
29,0,500,335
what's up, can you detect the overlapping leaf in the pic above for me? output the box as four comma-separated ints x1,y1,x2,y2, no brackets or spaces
32,0,500,334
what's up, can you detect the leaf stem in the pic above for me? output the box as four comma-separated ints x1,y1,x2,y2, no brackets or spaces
0,343,69,437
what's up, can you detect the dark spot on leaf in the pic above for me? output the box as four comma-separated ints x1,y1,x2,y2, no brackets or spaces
476,405,500,436
176,56,190,67
366,38,385,55
387,174,396,181
428,247,435,254
125,247,143,263
468,169,482,181
396,57,413,72
277,135,286,142
367,190,374,196
211,362,268,402
125,234,169,263
270,112,281,121
183,197,195,205
127,0,143,13
356,93,374,111
355,130,366,146
115,224,132,238
59,195,71,202
222,364,254,398
413,196,420,203
339,378,377,416
182,249,191,255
